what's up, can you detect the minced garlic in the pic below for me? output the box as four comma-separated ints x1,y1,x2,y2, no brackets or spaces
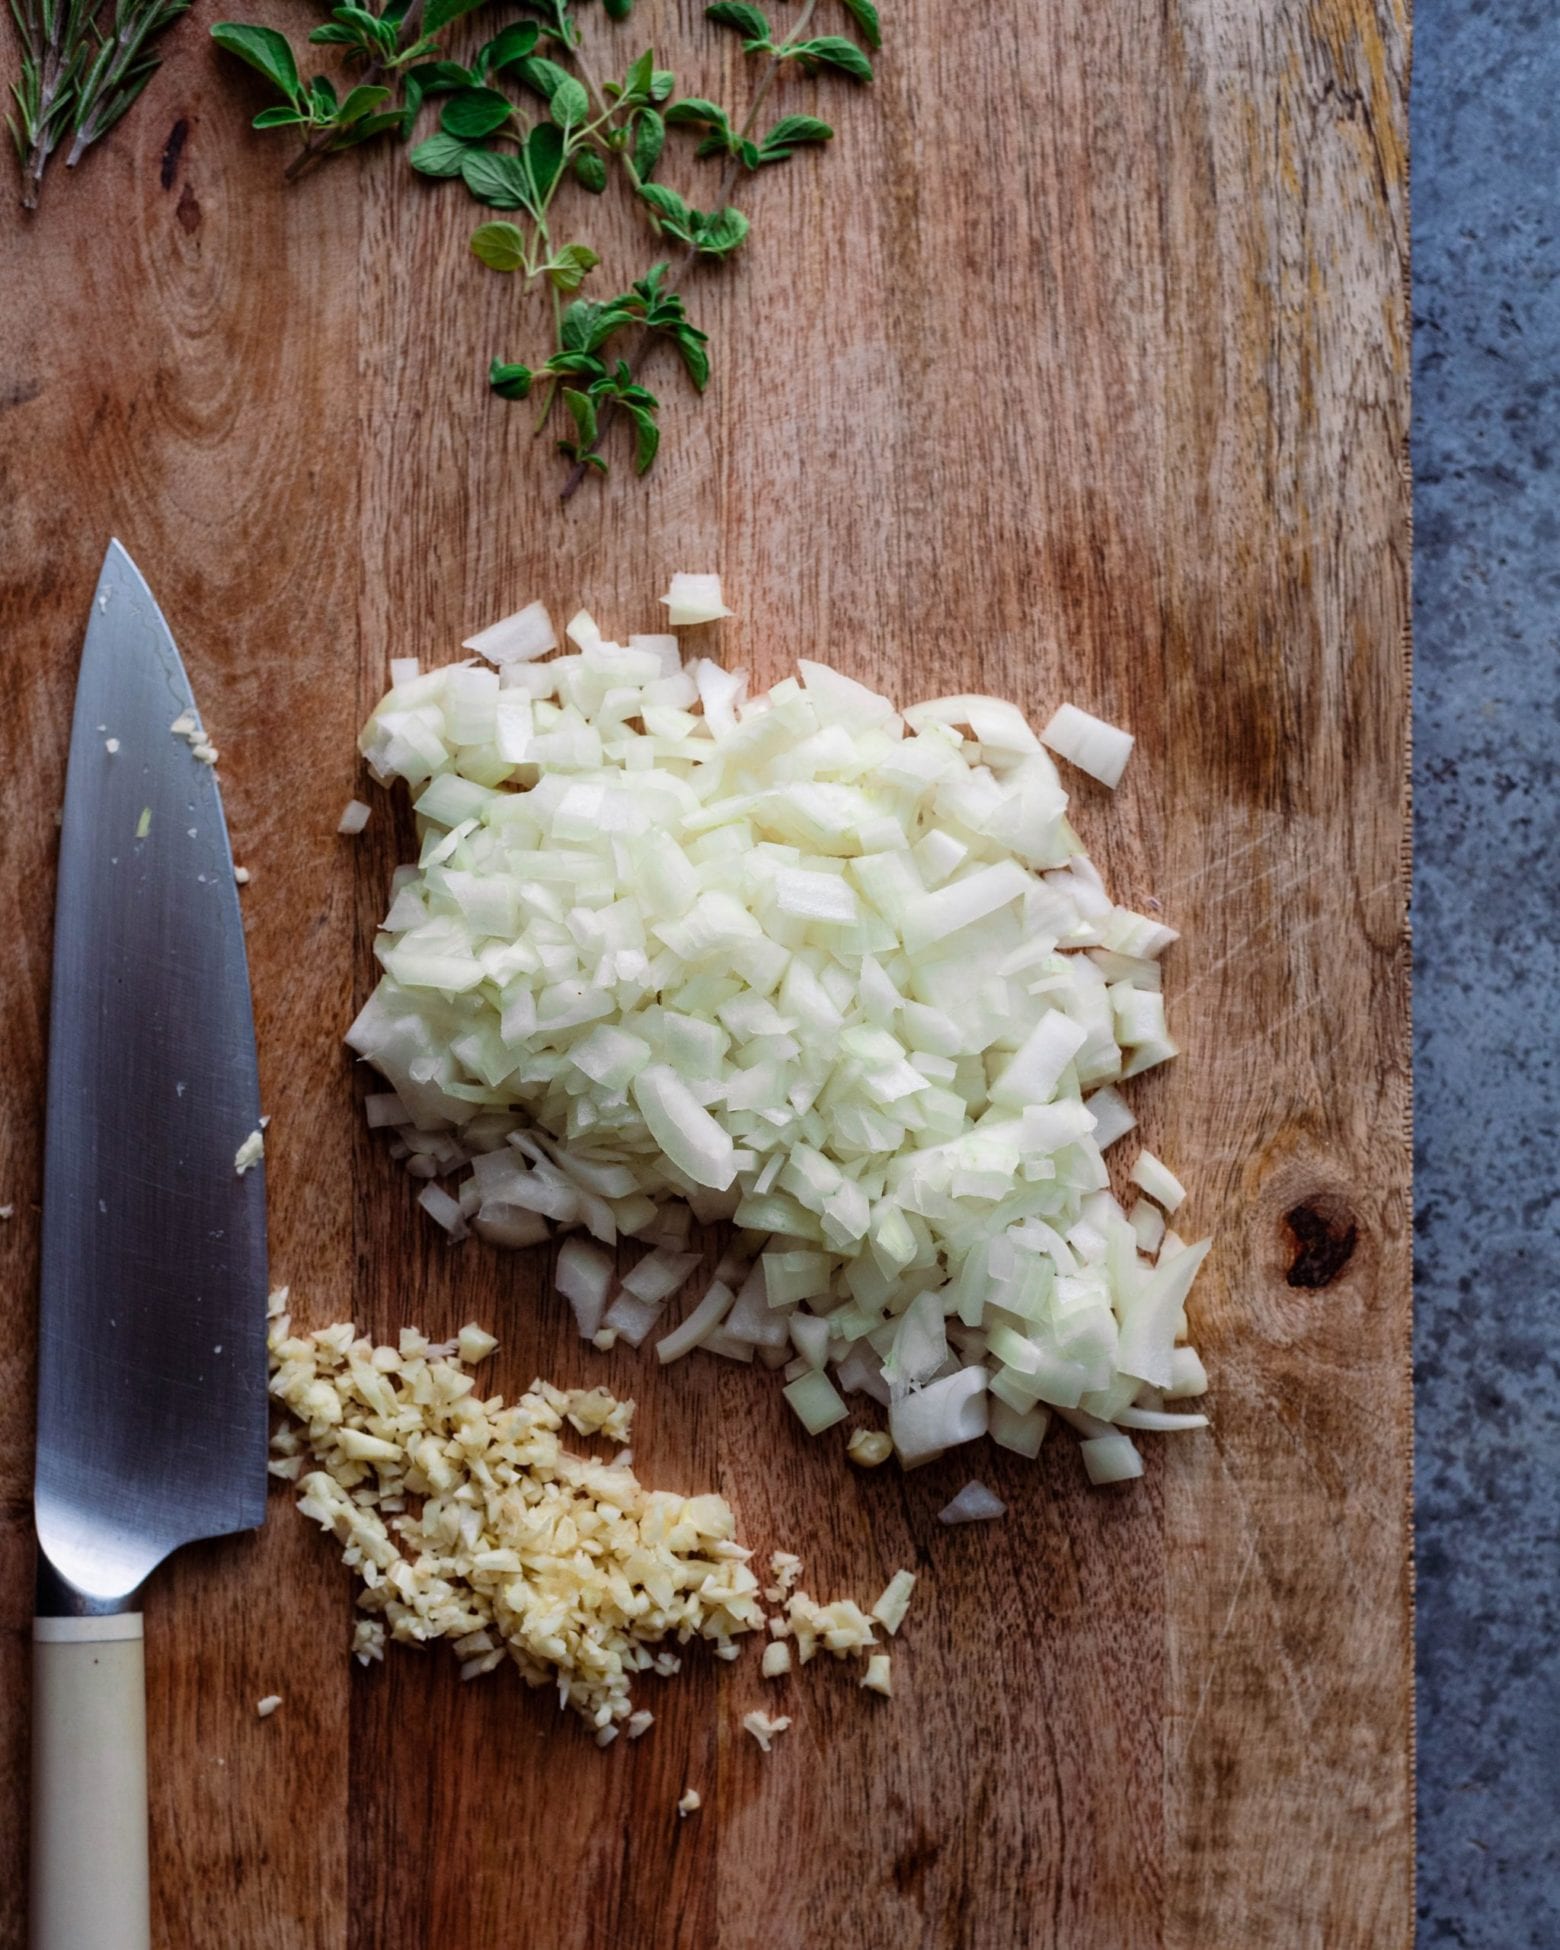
861,1654,892,1697
760,1641,792,1679
742,1711,791,1752
846,1430,893,1468
677,1789,701,1816
870,1569,916,1637
256,1695,282,1718
268,1298,767,1732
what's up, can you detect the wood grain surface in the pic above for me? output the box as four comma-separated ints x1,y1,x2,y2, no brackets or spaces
0,0,1413,1942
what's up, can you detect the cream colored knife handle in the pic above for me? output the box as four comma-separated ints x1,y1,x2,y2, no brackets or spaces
30,1614,150,1950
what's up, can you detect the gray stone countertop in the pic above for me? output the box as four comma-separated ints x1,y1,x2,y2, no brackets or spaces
1412,5,1560,1944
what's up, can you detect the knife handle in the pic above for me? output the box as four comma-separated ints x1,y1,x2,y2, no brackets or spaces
30,1614,150,1950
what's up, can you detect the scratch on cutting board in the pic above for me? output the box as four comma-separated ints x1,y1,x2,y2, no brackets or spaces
1155,815,1291,899
1179,1534,1260,1756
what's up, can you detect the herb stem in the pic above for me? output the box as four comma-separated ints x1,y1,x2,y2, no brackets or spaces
15,0,90,209
558,0,819,501
283,0,423,182
533,279,565,435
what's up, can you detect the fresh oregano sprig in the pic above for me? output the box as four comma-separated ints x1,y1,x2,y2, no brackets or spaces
210,0,881,492
8,0,190,207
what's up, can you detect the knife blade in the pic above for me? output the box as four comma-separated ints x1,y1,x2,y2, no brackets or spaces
36,539,268,1614
30,542,268,1950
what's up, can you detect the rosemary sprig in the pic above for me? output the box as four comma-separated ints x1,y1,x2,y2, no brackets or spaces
211,0,881,492
8,0,189,208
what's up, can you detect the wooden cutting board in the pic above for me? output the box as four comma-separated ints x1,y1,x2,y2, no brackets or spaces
0,0,1412,1942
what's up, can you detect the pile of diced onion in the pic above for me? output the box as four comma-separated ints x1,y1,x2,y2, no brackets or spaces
347,575,1210,1484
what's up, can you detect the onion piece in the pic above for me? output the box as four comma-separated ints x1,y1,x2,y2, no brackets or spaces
937,1480,1007,1524
1040,703,1134,788
556,1239,615,1338
1130,1148,1187,1213
463,601,557,666
631,1067,737,1191
338,799,371,836
1084,1084,1135,1150
660,574,733,627
889,1367,988,1467
602,1291,666,1349
417,1183,466,1239
1079,1432,1144,1485
622,1248,702,1305
782,1369,849,1434
656,1281,736,1364
1113,1405,1209,1432
1116,1237,1212,1390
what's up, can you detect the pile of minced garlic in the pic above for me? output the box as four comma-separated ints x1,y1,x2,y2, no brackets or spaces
266,1290,912,1741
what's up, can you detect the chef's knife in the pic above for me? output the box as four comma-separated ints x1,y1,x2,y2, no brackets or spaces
32,542,268,1950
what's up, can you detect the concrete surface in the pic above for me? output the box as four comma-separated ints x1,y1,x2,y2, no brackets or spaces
1412,4,1560,1944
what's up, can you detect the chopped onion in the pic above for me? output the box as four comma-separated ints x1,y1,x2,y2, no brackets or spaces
989,1397,1050,1458
1129,1199,1166,1254
631,1067,736,1192
888,1367,988,1468
660,573,732,627
417,1183,466,1239
656,1281,736,1364
1084,1084,1135,1150
1167,1346,1209,1399
1116,1237,1212,1390
338,799,371,836
782,1369,848,1435
937,1480,1007,1524
350,581,1211,1493
789,1311,831,1370
1130,1148,1187,1213
1080,1432,1144,1485
1040,703,1134,788
463,600,557,666
622,1248,702,1305
1114,1405,1209,1432
556,1239,615,1338
601,1291,665,1349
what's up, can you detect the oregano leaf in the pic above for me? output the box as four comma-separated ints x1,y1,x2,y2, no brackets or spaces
460,148,531,207
632,106,665,178
791,35,873,79
573,147,609,192
694,204,748,255
441,87,514,139
423,0,487,34
489,359,534,399
839,0,881,51
469,220,527,271
210,23,301,103
546,242,600,291
705,2,770,42
665,96,727,127
627,401,660,474
525,121,565,201
673,326,710,392
480,23,540,74
410,130,469,176
563,387,598,447
549,74,590,128
762,113,832,147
